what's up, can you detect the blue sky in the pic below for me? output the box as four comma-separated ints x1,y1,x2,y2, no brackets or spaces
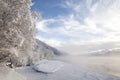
32,0,69,18
32,0,120,55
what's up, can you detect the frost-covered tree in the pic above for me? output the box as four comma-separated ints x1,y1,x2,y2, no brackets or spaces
0,0,35,66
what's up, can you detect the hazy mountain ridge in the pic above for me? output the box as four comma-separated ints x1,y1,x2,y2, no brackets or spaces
35,39,63,56
31,39,65,63
86,48,120,56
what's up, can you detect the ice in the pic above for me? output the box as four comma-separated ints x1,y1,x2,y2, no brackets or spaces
33,60,64,73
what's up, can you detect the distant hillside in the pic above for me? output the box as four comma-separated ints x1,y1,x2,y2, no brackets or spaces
36,39,63,55
32,39,65,63
87,48,120,56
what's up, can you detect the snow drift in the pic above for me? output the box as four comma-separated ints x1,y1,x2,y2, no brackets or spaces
33,59,64,73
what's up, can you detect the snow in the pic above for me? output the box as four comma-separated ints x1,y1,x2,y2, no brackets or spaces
0,65,27,80
15,61,120,80
33,60,64,73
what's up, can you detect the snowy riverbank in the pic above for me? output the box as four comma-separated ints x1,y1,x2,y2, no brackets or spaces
15,60,120,80
0,59,120,80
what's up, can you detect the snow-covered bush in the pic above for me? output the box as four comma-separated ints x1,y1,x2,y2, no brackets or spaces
0,0,35,66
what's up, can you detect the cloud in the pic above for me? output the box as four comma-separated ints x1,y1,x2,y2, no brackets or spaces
36,0,120,55
36,35,62,47
36,19,56,32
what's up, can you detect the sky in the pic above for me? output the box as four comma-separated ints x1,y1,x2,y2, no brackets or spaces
32,0,120,55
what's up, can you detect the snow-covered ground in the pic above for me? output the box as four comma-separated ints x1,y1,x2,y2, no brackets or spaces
15,60,120,80
0,65,27,80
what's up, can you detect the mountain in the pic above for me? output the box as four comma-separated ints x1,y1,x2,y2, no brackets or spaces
35,39,63,55
87,48,120,56
32,39,65,63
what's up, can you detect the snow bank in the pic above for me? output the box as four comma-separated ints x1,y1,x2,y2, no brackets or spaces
33,60,64,73
0,66,27,80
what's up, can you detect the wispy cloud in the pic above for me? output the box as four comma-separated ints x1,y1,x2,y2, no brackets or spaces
36,0,120,55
